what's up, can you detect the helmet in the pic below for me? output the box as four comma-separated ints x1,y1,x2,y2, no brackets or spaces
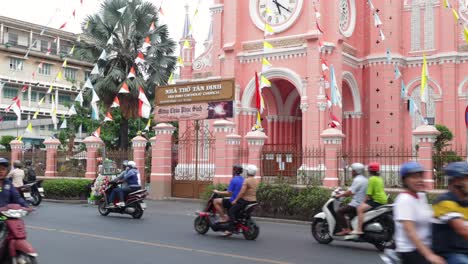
13,160,23,169
443,162,468,179
0,158,9,168
246,164,258,176
127,161,136,168
400,161,424,179
24,160,32,166
233,164,243,175
350,163,365,174
122,160,129,167
368,162,380,172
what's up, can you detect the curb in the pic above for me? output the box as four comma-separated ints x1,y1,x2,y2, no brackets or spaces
253,216,311,225
158,197,203,203
43,199,88,204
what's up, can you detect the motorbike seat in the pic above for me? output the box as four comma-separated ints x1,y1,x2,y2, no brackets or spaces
128,190,145,196
242,203,258,214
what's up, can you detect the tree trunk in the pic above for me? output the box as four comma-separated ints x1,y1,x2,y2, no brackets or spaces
67,134,75,156
120,118,129,150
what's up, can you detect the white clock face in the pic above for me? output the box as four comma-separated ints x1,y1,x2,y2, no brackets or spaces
249,0,303,33
258,0,299,26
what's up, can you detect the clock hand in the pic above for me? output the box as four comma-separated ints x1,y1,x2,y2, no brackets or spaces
272,0,282,15
276,1,291,13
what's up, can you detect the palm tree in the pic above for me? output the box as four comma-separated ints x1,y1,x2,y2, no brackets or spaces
75,0,176,150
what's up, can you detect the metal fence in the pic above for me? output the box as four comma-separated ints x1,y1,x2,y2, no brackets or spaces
261,145,325,185
0,150,10,160
56,150,87,177
22,150,46,176
433,146,467,189
145,147,152,184
338,146,417,187
106,149,133,169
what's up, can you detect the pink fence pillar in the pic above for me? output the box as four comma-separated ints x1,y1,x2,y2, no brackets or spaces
83,136,104,179
245,130,268,178
413,125,440,190
149,123,175,199
43,138,60,177
321,128,345,187
9,140,23,163
213,120,236,184
132,136,148,187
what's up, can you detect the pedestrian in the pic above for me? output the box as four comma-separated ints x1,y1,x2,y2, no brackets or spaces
394,161,445,264
8,160,25,188
23,160,36,184
432,162,468,264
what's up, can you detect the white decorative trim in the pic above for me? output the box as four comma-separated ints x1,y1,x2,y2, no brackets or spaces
214,126,234,133
241,67,303,109
322,138,344,144
342,71,362,113
238,45,307,64
300,102,309,113
458,77,468,96
424,0,435,50
84,143,102,148
209,4,224,14
246,138,266,146
132,142,147,148
249,0,304,34
339,0,356,38
155,128,175,135
414,135,438,143
406,77,442,99
411,0,421,51
283,90,300,116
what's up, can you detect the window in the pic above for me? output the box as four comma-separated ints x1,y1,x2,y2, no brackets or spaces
9,58,23,71
48,124,54,131
58,94,71,105
84,71,91,81
64,68,77,81
3,87,18,99
38,63,51,75
8,33,18,45
23,91,37,102
40,125,46,131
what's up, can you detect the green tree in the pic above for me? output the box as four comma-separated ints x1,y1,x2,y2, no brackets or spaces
76,0,176,150
0,136,15,151
434,124,453,153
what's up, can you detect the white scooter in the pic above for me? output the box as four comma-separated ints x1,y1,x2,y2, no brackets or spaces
311,188,395,251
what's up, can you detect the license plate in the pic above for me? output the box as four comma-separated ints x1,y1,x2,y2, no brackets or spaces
38,188,44,193
140,203,147,209
23,192,31,198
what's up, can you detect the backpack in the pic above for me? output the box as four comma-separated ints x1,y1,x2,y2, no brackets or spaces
26,167,36,182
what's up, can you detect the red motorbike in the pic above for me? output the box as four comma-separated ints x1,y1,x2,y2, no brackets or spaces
194,192,259,240
0,204,37,264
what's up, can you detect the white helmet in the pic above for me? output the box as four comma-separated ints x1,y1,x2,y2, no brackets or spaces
350,163,365,174
246,164,258,176
127,161,137,168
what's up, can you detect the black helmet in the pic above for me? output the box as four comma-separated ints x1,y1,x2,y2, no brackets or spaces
233,164,243,175
25,160,32,166
0,158,9,168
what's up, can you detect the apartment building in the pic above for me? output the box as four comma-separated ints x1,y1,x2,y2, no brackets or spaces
0,16,93,147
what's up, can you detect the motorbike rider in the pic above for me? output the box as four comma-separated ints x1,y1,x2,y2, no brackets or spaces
394,161,445,264
7,160,25,188
23,160,37,184
213,165,244,223
335,163,368,236
432,162,468,264
0,158,27,208
107,160,130,204
108,161,141,208
229,164,259,225
353,162,388,235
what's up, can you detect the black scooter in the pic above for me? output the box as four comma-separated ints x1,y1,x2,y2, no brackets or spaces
194,192,260,240
97,181,147,219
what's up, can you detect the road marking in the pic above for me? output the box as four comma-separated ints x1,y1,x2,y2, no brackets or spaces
27,225,292,264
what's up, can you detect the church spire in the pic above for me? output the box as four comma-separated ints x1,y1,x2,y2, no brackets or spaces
182,3,191,39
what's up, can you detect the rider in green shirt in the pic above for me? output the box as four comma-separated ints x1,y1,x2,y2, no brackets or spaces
352,162,388,235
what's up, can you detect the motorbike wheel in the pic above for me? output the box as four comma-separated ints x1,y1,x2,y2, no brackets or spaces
31,190,42,206
373,214,395,252
194,216,210,235
242,219,259,241
311,219,333,244
132,204,144,219
98,200,110,216
15,253,38,264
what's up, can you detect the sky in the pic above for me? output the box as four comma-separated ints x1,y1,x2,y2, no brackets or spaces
0,0,213,56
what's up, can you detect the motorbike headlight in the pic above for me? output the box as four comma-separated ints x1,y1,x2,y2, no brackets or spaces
2,209,27,218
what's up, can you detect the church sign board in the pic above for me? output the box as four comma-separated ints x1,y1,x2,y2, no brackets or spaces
154,79,234,122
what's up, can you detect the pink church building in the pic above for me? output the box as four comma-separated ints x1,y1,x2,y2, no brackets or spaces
178,0,468,151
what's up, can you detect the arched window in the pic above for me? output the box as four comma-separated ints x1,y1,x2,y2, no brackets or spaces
410,85,436,129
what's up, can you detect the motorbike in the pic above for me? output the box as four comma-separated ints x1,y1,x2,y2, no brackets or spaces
0,204,37,264
97,181,147,219
18,181,44,207
194,192,260,240
311,188,395,251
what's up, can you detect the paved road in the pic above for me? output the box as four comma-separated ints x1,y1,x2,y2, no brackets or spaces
25,201,384,264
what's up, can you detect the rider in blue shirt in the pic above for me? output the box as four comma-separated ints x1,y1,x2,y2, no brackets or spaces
213,165,244,223
0,158,27,208
108,161,141,207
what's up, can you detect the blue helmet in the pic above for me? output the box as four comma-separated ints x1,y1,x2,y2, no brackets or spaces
400,161,424,178
443,162,468,179
0,158,9,168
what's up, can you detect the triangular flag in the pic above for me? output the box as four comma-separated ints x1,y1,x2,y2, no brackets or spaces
62,59,68,67
21,85,28,93
117,6,127,14
98,50,107,61
111,96,120,108
68,105,77,116
149,22,156,31
325,93,332,108
168,73,174,84
56,71,63,81
318,41,325,53
38,62,43,69
321,57,329,72
451,8,459,22
84,78,93,89
138,87,151,119
263,41,273,50
91,89,100,103
401,80,406,99
51,95,57,126
75,91,84,106
142,36,151,50
316,21,324,34
255,72,265,114
374,13,383,27
367,0,375,11
265,7,273,14
329,112,341,128
262,58,272,70
330,65,342,108
73,9,76,18
159,7,165,16
386,48,392,63
264,23,274,35
60,119,67,129
47,85,53,94
26,122,33,133
260,75,271,88
464,25,468,43
84,20,90,30
17,136,22,142
38,97,45,106
135,52,145,64
59,22,67,29
127,67,136,79
104,112,113,122
91,64,100,75
394,65,402,80
106,36,114,45
183,40,190,49
177,56,184,66
92,127,101,138
144,119,151,131
119,82,130,93
420,54,429,103
32,110,39,119
409,98,415,116
379,29,386,41
444,0,451,8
